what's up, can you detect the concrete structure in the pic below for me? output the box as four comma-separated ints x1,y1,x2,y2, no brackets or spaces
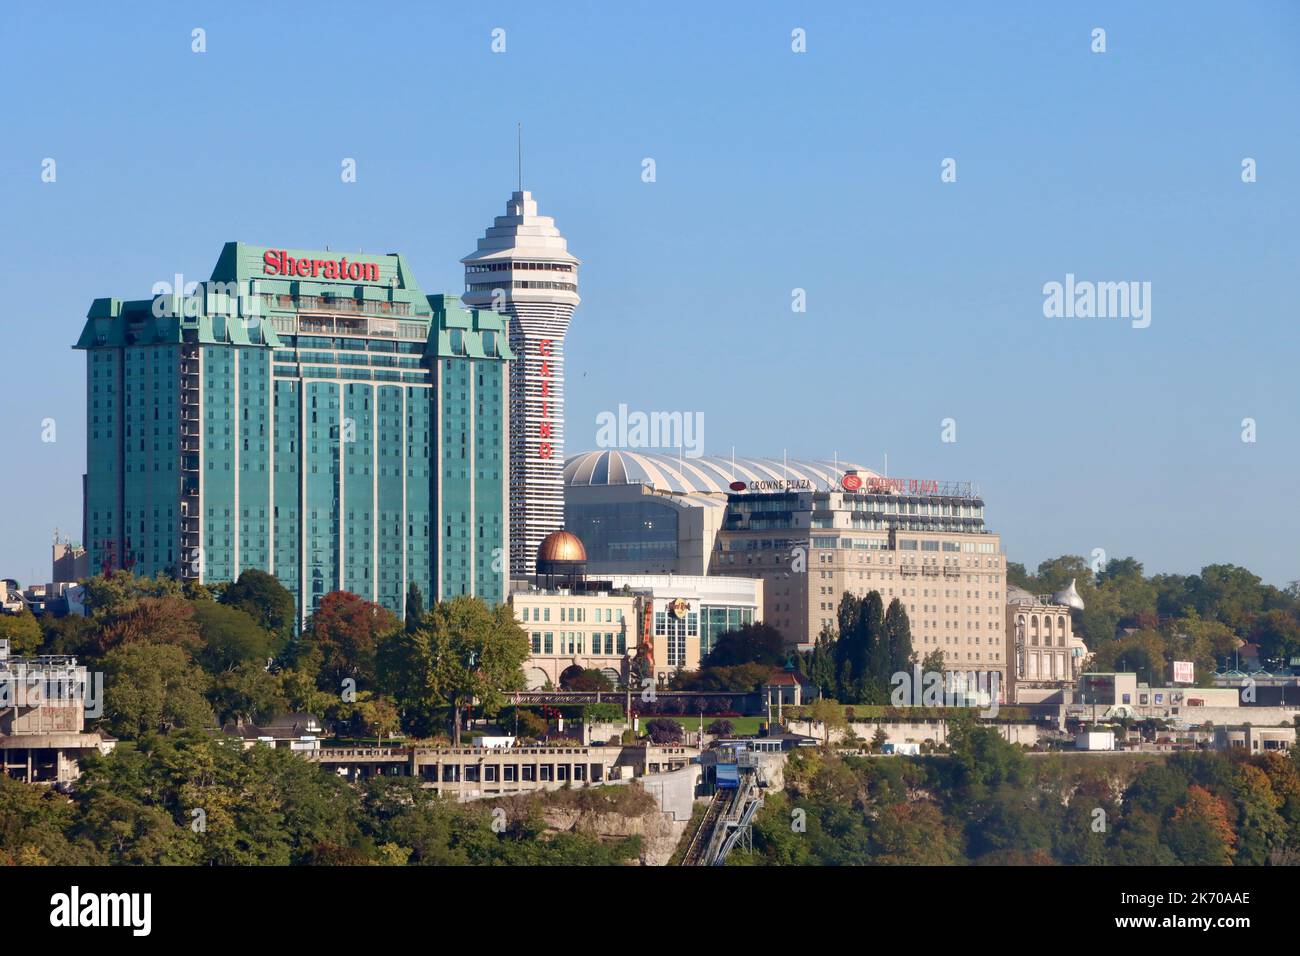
463,191,580,577
75,242,512,626
0,648,114,786
1214,725,1295,754
1007,584,1090,702
305,742,695,802
1071,671,1300,728
51,535,89,584
785,717,1041,749
1076,730,1116,751
566,451,1007,692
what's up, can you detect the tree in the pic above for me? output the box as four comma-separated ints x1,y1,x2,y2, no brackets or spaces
883,598,914,678
209,660,288,726
560,667,613,692
702,623,786,668
806,697,846,748
404,583,424,633
0,610,42,656
706,719,734,737
101,643,215,739
1231,763,1286,865
377,626,441,737
806,626,837,698
192,601,273,674
646,718,684,744
870,727,889,754
425,597,530,746
302,591,400,693
0,774,88,865
871,801,961,865
81,570,184,618
945,712,1027,796
220,569,296,643
93,596,201,654
39,613,96,657
1165,785,1236,865
1187,564,1265,631
73,731,362,866
357,695,401,748
671,662,771,693
513,709,547,739
1035,555,1096,595
1249,610,1300,669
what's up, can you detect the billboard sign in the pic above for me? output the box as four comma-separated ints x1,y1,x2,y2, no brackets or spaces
1172,661,1194,684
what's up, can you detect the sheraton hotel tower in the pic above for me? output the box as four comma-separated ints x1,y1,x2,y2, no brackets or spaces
75,190,578,628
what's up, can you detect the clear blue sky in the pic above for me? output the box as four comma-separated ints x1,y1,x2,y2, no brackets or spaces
1,1,1296,587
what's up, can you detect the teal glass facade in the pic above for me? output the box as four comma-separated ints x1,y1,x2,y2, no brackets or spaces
76,242,513,627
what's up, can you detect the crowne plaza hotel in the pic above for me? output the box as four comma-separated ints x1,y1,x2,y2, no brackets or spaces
75,242,512,626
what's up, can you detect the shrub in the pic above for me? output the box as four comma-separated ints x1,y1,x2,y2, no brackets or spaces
646,718,684,744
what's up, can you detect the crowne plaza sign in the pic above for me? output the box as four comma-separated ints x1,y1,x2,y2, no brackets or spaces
262,249,381,282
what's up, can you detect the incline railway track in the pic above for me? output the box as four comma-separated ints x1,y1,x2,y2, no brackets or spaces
680,791,726,866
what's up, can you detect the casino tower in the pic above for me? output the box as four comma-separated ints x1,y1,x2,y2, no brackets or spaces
462,190,580,576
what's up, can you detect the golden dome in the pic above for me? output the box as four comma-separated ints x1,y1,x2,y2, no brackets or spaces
536,530,587,564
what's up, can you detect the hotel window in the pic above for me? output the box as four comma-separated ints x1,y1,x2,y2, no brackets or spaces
543,632,553,654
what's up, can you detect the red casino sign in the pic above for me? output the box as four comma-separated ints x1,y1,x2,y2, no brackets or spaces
841,473,863,491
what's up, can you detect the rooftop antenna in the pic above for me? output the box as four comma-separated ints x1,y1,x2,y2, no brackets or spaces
517,122,523,192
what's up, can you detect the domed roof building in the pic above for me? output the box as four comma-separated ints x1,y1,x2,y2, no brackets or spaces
536,530,587,588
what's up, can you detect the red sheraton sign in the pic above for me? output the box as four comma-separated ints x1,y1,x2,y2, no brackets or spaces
262,249,380,282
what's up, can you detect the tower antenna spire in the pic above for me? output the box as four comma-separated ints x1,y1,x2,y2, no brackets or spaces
517,122,523,192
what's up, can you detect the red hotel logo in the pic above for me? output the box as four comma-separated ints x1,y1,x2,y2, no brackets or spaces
841,473,863,491
262,249,380,282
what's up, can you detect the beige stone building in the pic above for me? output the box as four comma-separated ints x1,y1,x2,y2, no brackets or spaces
510,586,640,689
714,481,1007,693
1006,581,1091,703
564,452,1007,692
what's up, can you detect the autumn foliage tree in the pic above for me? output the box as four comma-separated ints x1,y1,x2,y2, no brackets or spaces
302,592,400,694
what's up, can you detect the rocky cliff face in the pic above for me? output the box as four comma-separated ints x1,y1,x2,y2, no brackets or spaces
541,805,689,866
